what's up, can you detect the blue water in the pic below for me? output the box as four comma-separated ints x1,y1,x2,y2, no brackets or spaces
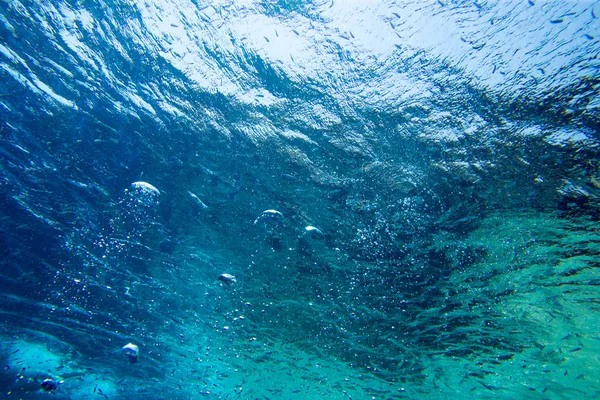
1,0,599,399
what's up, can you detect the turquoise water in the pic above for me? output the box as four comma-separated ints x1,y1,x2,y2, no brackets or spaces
1,0,599,399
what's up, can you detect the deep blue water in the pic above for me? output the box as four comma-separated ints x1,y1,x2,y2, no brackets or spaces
1,0,599,399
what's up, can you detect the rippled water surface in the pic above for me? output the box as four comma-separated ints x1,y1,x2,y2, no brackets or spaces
1,0,599,399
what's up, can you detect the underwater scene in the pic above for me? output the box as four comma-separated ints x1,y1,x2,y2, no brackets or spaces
1,0,599,399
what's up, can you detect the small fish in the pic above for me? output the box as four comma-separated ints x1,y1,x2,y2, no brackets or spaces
478,381,495,391
569,347,582,352
496,353,514,361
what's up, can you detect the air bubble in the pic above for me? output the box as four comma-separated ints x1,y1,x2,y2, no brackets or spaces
128,182,160,207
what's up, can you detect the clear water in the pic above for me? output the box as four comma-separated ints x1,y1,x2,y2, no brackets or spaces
1,0,599,399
